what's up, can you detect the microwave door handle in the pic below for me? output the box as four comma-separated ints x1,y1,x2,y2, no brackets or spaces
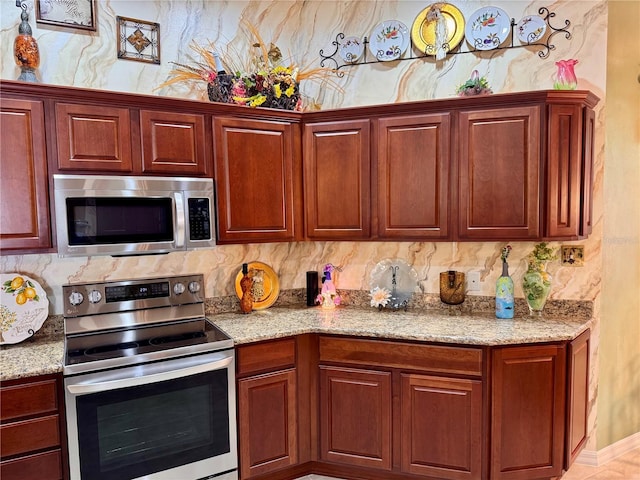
66,355,233,395
174,193,186,248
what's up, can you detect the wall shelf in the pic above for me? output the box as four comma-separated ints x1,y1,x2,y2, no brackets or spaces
320,7,571,77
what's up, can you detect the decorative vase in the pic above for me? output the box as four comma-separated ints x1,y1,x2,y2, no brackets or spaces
553,59,578,90
522,262,553,316
495,261,514,319
13,2,40,82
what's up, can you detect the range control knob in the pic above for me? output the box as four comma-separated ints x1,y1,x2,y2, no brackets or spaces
88,290,102,304
188,281,201,293
173,282,185,295
68,291,84,306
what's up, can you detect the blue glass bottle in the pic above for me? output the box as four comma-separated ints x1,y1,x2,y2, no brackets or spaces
496,261,515,318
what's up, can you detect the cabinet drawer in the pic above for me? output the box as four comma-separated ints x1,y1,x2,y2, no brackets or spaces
1,378,58,421
0,415,60,458
237,338,296,377
0,449,63,480
319,336,483,376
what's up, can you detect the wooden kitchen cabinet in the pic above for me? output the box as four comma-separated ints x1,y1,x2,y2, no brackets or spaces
400,373,482,479
318,336,484,478
303,119,371,239
491,344,566,480
236,338,299,479
565,329,590,469
0,97,52,253
319,365,392,471
545,101,596,239
457,105,541,240
55,103,208,175
0,373,68,480
376,113,451,239
213,116,302,243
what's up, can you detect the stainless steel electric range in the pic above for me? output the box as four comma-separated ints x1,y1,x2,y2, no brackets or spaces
62,274,238,480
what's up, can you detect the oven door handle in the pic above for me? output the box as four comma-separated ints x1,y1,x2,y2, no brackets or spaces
67,355,233,395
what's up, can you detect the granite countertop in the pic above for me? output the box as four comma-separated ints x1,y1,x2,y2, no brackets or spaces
0,306,592,382
210,306,593,347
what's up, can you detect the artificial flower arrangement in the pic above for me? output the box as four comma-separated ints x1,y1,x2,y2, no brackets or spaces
158,20,336,111
456,70,493,97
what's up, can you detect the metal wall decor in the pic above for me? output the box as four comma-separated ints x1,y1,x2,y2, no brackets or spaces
116,16,160,64
320,7,571,77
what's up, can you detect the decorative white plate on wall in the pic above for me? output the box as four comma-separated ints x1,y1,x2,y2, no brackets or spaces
339,36,364,63
465,6,511,51
369,20,409,61
1,273,49,345
516,15,547,44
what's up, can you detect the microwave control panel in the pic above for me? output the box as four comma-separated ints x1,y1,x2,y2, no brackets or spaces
188,198,212,240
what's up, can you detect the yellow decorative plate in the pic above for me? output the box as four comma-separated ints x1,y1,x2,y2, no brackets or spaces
411,3,466,56
234,261,280,310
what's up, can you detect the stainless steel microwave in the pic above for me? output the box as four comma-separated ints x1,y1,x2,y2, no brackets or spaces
53,174,216,257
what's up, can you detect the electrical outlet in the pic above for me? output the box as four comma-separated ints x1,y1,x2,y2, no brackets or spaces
467,271,481,292
561,245,585,266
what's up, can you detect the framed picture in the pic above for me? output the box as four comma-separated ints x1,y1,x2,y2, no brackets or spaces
35,0,97,31
117,16,161,65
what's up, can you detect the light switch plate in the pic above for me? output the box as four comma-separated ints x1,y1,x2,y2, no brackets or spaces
467,271,481,291
561,246,584,266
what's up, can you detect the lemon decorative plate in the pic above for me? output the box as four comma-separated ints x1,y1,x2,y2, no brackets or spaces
234,262,280,310
411,3,465,56
1,273,49,344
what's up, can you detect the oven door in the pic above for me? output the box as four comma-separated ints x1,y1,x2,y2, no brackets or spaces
64,350,237,480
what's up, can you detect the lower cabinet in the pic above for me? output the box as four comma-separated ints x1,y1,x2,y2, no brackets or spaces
400,374,483,479
491,344,567,480
236,338,299,479
0,374,67,480
236,332,590,480
319,366,392,470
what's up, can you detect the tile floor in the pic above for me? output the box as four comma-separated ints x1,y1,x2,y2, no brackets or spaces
294,446,640,479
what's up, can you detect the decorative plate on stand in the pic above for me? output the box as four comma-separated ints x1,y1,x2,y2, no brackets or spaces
411,3,465,56
516,15,547,44
234,262,280,310
339,36,364,63
1,273,49,345
370,259,418,310
369,20,409,61
465,6,511,51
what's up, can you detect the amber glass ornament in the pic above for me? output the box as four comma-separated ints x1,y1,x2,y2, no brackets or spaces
14,3,40,82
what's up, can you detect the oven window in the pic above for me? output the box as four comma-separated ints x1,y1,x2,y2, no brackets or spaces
66,197,174,245
76,369,230,480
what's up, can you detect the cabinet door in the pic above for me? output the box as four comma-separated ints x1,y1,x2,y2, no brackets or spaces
565,329,590,468
376,114,451,239
400,374,482,479
214,117,301,243
237,369,298,479
458,106,541,240
140,110,208,175
55,102,133,172
319,365,391,470
303,120,371,239
0,98,51,251
491,344,566,480
546,104,591,239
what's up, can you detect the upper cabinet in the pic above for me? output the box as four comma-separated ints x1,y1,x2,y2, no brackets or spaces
0,81,599,246
213,116,303,243
55,103,209,176
303,119,371,240
303,90,598,242
457,105,541,240
0,97,52,253
376,113,451,240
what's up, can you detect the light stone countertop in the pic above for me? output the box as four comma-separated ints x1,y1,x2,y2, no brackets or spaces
209,306,593,347
0,306,592,382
